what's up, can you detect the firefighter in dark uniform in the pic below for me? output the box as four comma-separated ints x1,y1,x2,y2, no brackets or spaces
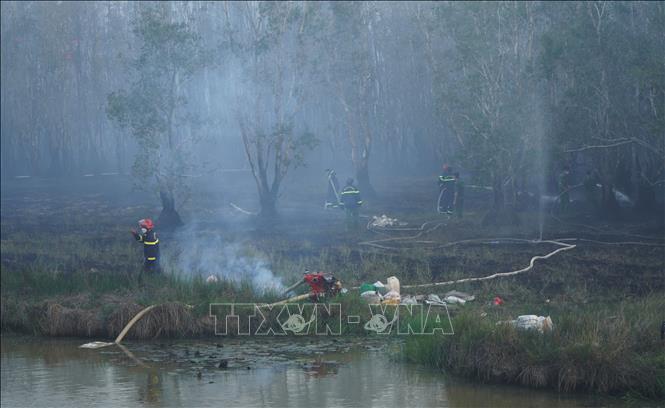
438,164,456,214
131,218,160,273
340,178,362,231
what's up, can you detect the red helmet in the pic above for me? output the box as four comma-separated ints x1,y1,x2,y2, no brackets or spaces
138,219,154,230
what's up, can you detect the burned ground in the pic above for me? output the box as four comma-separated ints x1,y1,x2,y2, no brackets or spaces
2,174,662,314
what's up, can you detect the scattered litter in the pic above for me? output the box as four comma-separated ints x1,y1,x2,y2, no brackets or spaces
360,283,376,293
206,275,219,283
498,315,553,333
360,291,382,304
444,290,475,302
80,341,115,349
443,295,466,305
424,294,446,307
359,281,384,304
383,290,400,305
386,276,400,294
400,296,418,305
370,214,407,228
492,296,504,306
359,276,401,304
383,276,401,304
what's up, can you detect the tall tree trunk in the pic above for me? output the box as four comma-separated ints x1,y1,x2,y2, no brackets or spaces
355,161,374,198
258,186,278,218
352,116,376,197
158,189,183,230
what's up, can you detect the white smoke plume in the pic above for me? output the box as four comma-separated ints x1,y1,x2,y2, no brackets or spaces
168,224,284,294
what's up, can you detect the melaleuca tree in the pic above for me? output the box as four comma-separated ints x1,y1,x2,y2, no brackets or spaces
425,2,543,211
225,1,319,217
107,5,210,228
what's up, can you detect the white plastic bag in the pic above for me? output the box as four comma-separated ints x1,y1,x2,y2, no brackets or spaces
443,295,466,305
400,296,418,305
361,291,382,304
424,294,446,307
499,315,553,333
516,315,553,332
386,276,400,294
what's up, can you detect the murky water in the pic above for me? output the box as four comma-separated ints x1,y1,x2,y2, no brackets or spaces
1,336,619,407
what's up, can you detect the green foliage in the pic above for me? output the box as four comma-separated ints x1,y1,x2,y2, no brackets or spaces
228,2,321,214
428,3,542,194
539,2,664,206
421,1,665,209
106,5,209,203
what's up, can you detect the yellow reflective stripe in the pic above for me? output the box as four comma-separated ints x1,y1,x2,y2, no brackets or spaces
147,257,157,261
144,240,159,245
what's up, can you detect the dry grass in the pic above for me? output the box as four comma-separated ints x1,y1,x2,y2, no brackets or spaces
2,295,216,340
106,301,204,339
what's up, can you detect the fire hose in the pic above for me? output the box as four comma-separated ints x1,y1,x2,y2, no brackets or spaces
357,214,663,290
80,303,193,349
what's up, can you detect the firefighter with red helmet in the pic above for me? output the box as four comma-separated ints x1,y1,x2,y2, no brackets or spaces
131,218,160,273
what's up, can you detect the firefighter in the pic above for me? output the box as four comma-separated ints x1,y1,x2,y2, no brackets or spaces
453,172,465,219
325,169,341,209
438,164,456,214
558,165,572,213
340,178,362,231
131,218,160,273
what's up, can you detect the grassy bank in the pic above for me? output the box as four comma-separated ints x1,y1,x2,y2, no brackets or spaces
404,295,665,399
0,269,269,338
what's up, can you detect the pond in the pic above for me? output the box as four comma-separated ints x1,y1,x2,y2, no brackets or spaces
1,335,619,407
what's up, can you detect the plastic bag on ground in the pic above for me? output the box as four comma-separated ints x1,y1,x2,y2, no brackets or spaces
498,315,553,333
425,294,446,306
383,290,401,305
359,283,376,293
361,291,382,304
386,276,400,294
516,315,553,332
400,295,418,305
443,295,466,305
370,215,406,228
444,290,475,302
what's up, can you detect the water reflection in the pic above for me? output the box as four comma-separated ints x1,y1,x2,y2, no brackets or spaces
302,358,339,378
138,370,164,406
1,336,620,407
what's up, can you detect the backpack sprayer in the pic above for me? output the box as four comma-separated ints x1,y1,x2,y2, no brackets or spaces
262,271,345,308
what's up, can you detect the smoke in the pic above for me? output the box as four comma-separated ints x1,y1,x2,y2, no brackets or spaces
169,223,284,294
